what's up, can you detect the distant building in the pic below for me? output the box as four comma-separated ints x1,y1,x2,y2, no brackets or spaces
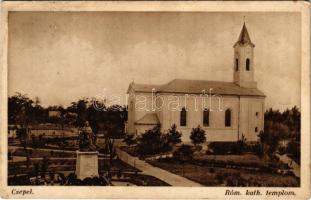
126,23,265,142
28,124,77,138
48,111,61,118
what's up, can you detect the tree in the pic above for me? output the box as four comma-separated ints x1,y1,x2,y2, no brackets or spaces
16,127,28,149
261,107,301,159
190,125,206,146
104,133,116,171
8,93,33,124
260,121,290,156
8,93,48,125
166,124,182,145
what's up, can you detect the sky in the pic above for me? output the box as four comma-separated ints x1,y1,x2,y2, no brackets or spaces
8,12,301,110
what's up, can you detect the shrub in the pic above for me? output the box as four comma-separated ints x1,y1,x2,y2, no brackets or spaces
173,144,194,163
166,124,182,145
286,140,300,164
246,142,264,156
137,125,171,156
209,168,215,173
236,134,247,152
123,134,137,146
278,146,286,155
215,172,226,184
190,125,206,146
208,142,242,155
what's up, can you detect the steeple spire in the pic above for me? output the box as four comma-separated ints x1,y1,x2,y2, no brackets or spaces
233,22,257,88
234,23,255,47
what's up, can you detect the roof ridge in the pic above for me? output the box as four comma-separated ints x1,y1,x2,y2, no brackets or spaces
129,79,265,97
168,78,234,83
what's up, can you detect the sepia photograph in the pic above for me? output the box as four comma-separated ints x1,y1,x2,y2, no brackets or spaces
0,1,310,199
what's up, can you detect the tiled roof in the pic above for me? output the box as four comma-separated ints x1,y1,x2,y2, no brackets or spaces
134,113,160,125
129,79,265,97
234,23,255,47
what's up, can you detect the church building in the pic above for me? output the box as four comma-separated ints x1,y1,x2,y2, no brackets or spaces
126,23,265,142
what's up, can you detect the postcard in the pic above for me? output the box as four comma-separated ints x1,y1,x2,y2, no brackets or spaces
0,1,310,199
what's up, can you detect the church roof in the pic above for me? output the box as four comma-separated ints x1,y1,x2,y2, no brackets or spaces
234,23,255,47
129,79,265,97
127,82,162,93
134,113,160,125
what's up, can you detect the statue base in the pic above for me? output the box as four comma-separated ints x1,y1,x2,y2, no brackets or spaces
75,151,99,180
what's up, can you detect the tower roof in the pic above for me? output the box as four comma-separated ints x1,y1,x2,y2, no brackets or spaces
234,23,255,47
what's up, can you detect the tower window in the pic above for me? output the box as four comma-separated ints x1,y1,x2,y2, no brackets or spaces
235,59,239,71
255,127,258,132
203,109,209,127
180,107,187,126
255,112,259,117
130,101,134,111
246,58,250,71
225,109,231,127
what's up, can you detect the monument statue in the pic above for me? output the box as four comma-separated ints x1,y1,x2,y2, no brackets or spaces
78,121,96,151
76,121,99,179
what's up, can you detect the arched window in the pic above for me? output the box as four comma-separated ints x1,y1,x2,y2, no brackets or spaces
235,59,239,71
255,127,258,132
203,109,209,127
246,58,250,71
180,107,187,126
225,109,231,127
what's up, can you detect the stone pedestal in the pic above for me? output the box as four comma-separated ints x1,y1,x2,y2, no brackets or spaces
75,151,99,180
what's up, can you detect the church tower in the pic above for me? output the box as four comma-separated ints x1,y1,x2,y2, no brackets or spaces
233,23,257,88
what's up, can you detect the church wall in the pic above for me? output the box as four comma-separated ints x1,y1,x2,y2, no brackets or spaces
126,88,136,134
239,96,265,142
156,93,240,142
129,93,265,142
127,90,156,135
129,92,265,142
134,92,154,122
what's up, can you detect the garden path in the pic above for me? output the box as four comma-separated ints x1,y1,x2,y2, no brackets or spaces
276,154,300,178
116,148,202,186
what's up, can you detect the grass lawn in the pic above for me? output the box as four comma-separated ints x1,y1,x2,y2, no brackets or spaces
148,155,299,187
10,148,76,158
194,153,288,169
195,154,265,164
